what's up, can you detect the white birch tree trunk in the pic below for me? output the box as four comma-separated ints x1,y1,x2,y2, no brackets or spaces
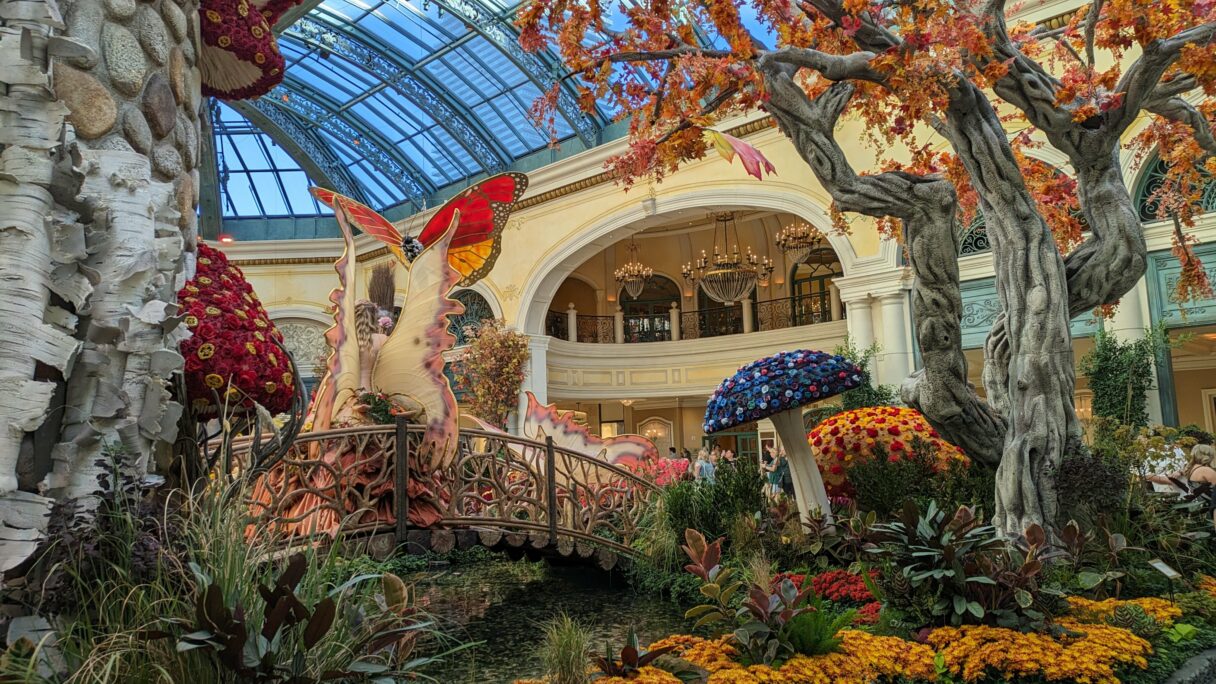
0,0,201,573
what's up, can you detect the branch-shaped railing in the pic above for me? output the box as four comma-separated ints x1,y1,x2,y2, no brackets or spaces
238,421,658,556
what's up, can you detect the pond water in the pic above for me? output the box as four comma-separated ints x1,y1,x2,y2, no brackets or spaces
412,556,687,683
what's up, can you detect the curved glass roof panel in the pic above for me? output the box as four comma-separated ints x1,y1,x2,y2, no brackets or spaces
213,0,615,228
214,102,329,218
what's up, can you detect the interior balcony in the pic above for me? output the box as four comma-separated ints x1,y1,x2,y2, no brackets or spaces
535,207,851,400
541,207,848,346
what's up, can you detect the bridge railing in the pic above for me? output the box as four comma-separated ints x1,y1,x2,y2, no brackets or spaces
238,421,659,556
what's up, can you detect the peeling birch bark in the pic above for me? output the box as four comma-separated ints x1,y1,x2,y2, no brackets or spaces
53,149,182,498
0,0,71,569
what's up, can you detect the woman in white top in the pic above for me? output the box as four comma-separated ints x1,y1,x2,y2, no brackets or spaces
1147,444,1216,493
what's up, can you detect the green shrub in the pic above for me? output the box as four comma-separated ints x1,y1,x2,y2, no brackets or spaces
660,459,765,542
1079,325,1170,449
1175,592,1216,625
847,442,938,517
847,440,995,519
539,612,591,684
1052,451,1131,524
787,596,855,656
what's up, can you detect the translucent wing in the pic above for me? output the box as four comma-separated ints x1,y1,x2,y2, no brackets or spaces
371,212,464,469
308,187,408,264
306,202,362,431
415,173,528,286
522,392,658,467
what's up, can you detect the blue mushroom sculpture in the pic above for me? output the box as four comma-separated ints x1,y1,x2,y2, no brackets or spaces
704,349,863,523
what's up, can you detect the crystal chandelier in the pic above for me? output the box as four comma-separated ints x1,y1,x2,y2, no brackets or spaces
681,212,774,304
774,220,825,265
614,238,653,299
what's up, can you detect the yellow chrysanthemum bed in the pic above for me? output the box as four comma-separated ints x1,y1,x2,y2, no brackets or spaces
516,597,1178,684
927,621,1152,683
533,607,1164,684
1065,595,1183,624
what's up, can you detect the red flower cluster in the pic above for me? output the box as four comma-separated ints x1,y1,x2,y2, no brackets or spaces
628,457,691,487
199,0,286,100
808,406,969,496
178,243,294,415
773,569,883,626
811,568,878,604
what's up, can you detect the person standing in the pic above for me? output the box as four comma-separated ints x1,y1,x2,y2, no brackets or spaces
693,448,709,482
695,448,717,485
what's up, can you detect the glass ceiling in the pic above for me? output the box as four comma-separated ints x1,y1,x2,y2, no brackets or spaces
214,0,610,221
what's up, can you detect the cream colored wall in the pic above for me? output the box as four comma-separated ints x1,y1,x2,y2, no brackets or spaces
553,278,599,316
563,210,840,312
1174,366,1216,430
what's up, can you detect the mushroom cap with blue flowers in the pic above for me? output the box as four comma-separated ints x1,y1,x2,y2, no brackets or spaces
703,350,864,433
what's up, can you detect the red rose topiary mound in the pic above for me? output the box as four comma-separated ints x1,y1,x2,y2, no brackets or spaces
178,243,294,415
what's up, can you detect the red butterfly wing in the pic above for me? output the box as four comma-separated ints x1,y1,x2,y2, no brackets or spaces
309,186,339,209
334,196,403,248
415,173,528,286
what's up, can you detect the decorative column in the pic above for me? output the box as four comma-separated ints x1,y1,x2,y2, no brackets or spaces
614,305,625,344
513,334,550,435
845,297,874,350
669,301,681,341
565,303,577,342
829,283,842,321
878,292,913,386
741,297,754,333
1107,278,1163,424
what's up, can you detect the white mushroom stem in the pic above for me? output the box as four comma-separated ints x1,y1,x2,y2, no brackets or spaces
770,408,833,525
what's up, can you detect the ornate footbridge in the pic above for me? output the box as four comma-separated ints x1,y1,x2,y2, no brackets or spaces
236,421,659,569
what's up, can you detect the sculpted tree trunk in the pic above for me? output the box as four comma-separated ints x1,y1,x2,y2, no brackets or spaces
0,0,201,573
759,69,1007,467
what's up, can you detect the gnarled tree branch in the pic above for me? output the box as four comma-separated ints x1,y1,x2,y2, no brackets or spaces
758,64,1006,464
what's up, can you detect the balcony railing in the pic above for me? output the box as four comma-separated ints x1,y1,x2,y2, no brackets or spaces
623,313,672,343
551,291,841,344
681,304,744,340
576,314,615,343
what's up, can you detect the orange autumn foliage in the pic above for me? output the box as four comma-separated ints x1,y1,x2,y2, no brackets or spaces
518,0,1216,298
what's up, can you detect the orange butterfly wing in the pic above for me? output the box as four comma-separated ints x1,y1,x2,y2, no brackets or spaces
309,187,406,263
416,173,528,286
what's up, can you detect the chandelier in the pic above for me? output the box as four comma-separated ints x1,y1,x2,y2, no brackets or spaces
681,212,774,304
775,221,825,265
614,238,653,299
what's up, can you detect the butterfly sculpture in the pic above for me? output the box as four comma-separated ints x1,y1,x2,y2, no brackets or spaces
470,392,659,468
310,172,529,286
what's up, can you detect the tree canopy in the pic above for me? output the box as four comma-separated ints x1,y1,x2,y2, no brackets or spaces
520,0,1216,299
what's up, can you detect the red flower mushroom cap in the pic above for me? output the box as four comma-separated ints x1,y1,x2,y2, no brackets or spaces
178,243,295,415
199,0,286,100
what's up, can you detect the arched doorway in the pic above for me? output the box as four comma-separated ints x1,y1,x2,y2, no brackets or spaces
788,246,843,326
620,276,681,342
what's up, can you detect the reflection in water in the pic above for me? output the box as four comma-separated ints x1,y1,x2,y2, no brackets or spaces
415,557,686,683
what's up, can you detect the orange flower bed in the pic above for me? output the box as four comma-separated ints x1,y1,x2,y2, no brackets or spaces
808,406,969,495
927,620,1152,683
1066,595,1183,624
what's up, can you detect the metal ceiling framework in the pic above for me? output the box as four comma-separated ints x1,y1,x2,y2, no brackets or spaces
211,0,610,220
